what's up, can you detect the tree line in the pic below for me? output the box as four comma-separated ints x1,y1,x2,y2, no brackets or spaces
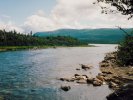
0,30,87,46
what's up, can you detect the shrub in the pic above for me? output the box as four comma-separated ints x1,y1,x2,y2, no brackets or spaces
117,31,133,66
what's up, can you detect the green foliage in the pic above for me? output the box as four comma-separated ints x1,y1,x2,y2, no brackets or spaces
0,30,87,47
117,30,133,66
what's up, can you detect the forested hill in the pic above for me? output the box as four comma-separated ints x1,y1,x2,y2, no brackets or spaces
35,28,133,44
0,30,87,46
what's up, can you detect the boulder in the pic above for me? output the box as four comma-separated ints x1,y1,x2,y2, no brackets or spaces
127,72,133,76
59,78,75,82
74,74,88,80
82,75,88,78
93,78,103,86
104,77,114,82
102,71,113,74
59,78,69,81
86,78,94,84
104,53,116,61
98,73,106,77
100,63,109,67
60,78,66,81
93,81,102,86
80,64,92,70
108,82,118,89
111,79,122,85
107,84,133,100
75,75,87,80
74,74,80,77
68,78,75,82
101,60,108,63
76,79,87,84
96,75,105,82
61,86,71,91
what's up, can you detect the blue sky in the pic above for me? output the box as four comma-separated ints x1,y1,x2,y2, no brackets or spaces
0,0,56,24
0,0,132,32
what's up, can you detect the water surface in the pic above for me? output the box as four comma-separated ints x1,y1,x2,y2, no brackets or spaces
0,44,117,100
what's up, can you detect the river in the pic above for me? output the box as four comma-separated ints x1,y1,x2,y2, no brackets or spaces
0,44,117,100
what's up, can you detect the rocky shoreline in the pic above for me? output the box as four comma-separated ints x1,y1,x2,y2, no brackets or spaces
99,52,133,90
99,52,133,100
59,51,132,90
59,52,133,99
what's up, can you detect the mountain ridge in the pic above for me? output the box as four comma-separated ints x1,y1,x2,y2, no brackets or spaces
34,28,133,44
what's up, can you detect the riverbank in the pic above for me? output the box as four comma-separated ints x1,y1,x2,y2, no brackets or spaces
0,46,50,52
0,44,95,52
99,52,133,90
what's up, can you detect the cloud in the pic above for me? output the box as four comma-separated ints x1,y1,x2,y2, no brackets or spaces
0,0,133,32
23,0,133,32
52,0,133,27
23,15,54,32
0,19,24,33
0,14,24,32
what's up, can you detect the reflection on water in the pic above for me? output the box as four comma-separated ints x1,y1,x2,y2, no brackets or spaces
0,44,117,100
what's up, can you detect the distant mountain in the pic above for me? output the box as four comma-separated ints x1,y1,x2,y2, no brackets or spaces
34,28,133,44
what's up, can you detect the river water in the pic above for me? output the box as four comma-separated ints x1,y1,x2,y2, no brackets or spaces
0,44,117,100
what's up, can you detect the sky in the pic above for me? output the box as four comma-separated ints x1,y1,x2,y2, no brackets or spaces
0,0,132,33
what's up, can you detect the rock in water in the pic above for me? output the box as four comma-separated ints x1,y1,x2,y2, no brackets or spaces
76,68,80,70
60,86,71,91
59,78,74,82
76,79,87,84
87,78,94,84
107,84,133,100
80,64,92,70
74,74,80,77
93,78,103,86
96,75,105,82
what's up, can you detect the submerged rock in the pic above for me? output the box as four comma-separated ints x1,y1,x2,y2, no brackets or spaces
76,68,80,70
107,84,133,100
61,86,71,91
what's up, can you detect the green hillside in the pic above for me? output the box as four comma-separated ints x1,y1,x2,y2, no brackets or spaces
34,28,133,44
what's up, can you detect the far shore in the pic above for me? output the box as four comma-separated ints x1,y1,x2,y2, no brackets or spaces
0,44,95,52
